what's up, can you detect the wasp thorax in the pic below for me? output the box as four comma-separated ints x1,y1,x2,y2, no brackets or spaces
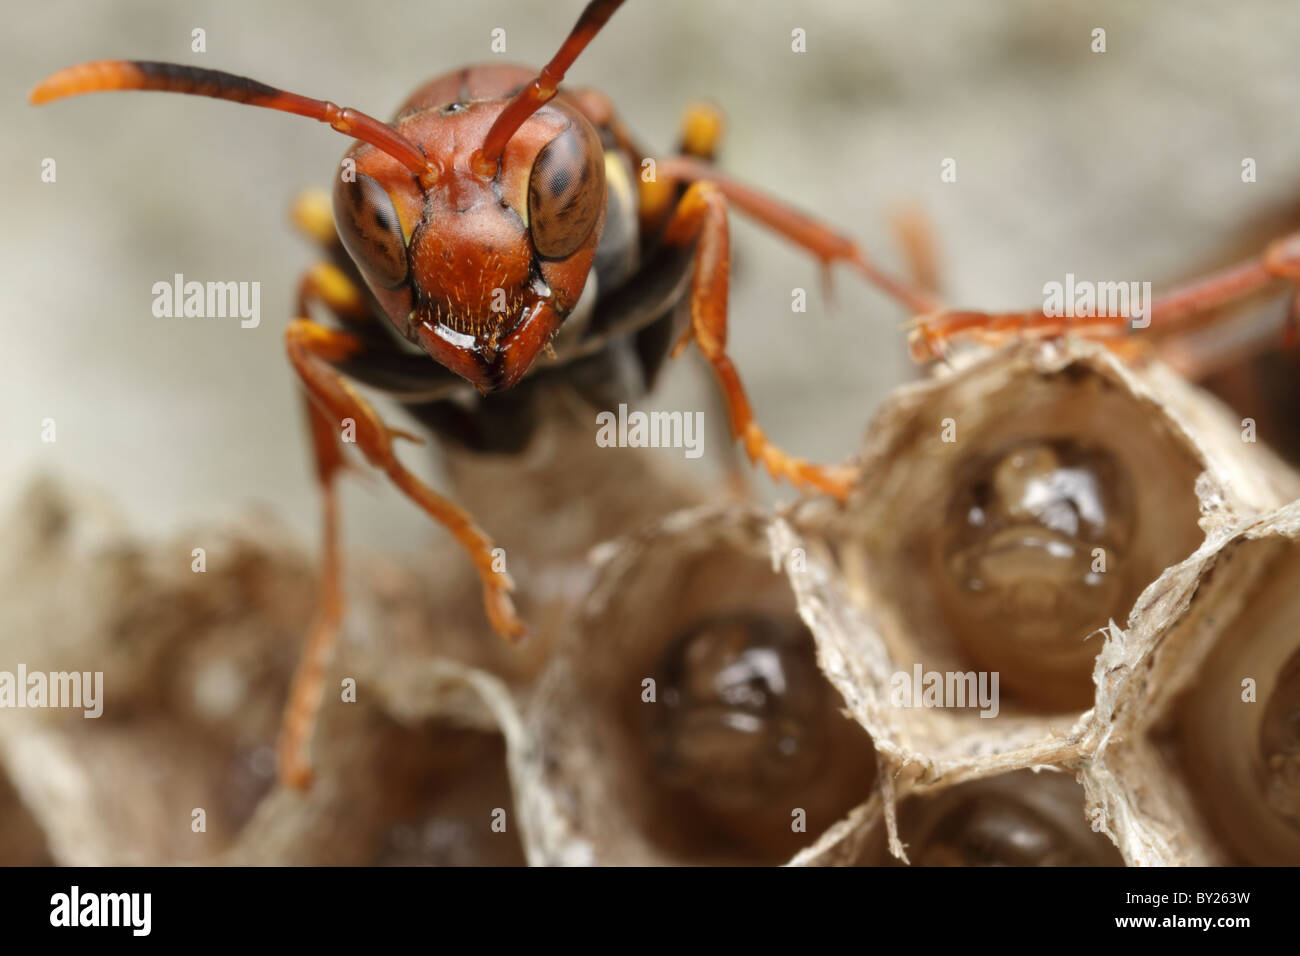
935,438,1135,708
648,614,828,810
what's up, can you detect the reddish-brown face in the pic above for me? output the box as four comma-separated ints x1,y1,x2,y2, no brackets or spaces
333,81,606,392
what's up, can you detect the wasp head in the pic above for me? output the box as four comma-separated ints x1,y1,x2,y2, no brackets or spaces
336,87,606,393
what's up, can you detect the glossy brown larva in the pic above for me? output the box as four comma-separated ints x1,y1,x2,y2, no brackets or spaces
647,614,830,810
882,774,1123,867
633,607,876,863
516,507,880,865
935,437,1135,710
905,793,1115,867
915,794,1084,866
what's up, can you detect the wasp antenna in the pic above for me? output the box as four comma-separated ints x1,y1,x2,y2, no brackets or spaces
472,0,626,176
30,60,441,188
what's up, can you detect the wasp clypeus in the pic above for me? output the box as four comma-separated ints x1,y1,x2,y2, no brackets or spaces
31,0,938,786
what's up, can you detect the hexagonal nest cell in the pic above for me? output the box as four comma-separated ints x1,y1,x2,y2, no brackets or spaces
520,505,877,865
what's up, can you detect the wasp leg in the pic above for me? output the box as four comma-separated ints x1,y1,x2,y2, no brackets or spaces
671,102,755,500
275,263,359,789
890,204,942,298
652,155,938,316
286,319,523,639
1161,232,1300,372
660,180,857,500
277,390,346,790
911,231,1300,365
904,308,1135,363
1264,232,1300,349
277,313,523,790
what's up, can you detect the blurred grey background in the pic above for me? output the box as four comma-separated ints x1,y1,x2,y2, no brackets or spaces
4,0,1300,554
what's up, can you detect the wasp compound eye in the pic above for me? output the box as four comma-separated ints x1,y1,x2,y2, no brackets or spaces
647,614,829,811
934,438,1135,709
527,116,605,259
333,171,409,290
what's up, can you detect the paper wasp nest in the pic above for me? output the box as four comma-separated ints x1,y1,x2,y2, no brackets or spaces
1090,501,1300,865
767,340,1300,865
496,340,1299,866
0,405,705,867
4,341,1300,867
0,481,529,866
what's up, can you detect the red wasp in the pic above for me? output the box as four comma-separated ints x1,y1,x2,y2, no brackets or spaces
31,0,934,786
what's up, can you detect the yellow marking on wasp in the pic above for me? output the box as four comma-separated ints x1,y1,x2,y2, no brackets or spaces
291,189,337,245
310,262,367,317
680,101,724,158
638,170,675,231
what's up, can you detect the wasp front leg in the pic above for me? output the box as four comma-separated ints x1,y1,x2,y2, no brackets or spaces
277,386,346,790
658,180,857,500
277,288,522,790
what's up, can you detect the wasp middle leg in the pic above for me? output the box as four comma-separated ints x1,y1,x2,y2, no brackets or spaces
655,179,859,499
642,146,940,500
